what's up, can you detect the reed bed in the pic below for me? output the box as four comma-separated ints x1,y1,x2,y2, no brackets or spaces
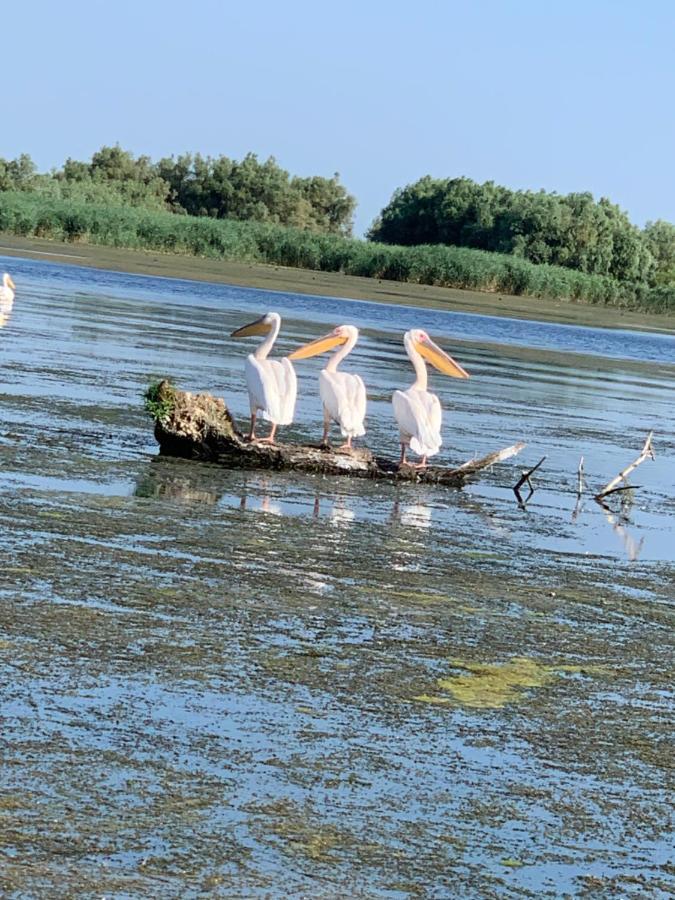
1,192,671,312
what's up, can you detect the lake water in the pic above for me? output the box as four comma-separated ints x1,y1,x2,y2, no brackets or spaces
1,255,673,897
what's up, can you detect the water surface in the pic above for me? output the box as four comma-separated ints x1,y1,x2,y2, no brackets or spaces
1,256,673,897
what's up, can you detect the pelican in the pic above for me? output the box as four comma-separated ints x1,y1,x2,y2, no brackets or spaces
0,273,16,306
392,329,469,468
231,312,297,443
289,324,366,450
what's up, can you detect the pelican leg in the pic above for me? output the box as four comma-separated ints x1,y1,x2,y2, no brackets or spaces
338,436,353,452
411,455,428,470
246,412,257,442
320,409,331,449
258,422,278,444
398,443,407,467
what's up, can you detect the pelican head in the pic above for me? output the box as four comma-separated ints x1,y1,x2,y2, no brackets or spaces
289,324,357,360
405,329,469,378
3,273,16,291
231,311,279,338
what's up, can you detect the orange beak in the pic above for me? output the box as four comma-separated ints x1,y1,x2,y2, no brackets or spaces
415,337,469,378
288,331,347,360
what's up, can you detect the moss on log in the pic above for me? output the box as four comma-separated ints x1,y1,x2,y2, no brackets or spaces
145,380,525,488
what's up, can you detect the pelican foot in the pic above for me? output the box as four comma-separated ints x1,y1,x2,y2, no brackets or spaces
397,460,428,471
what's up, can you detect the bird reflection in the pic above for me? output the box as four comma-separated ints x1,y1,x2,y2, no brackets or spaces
311,494,355,527
390,497,432,529
239,491,282,516
238,475,283,515
329,498,355,526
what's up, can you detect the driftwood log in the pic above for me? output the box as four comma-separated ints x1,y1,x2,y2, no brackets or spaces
146,380,526,488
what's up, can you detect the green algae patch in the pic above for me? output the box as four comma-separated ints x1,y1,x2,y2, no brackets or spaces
416,657,606,709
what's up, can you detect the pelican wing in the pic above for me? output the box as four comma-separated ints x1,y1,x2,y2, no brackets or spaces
392,387,442,457
274,357,298,424
245,355,297,424
320,371,367,438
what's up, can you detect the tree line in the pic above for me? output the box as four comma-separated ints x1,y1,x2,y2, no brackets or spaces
0,147,356,236
368,176,675,288
1,190,671,313
1,149,674,297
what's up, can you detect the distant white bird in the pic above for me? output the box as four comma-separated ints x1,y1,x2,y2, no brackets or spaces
0,273,16,307
392,329,469,468
290,324,366,450
231,311,297,444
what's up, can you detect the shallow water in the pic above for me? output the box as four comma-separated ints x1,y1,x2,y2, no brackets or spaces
1,256,674,897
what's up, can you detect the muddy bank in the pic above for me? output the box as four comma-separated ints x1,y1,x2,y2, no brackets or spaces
1,233,674,333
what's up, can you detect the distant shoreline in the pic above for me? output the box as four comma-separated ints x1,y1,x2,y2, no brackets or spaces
2,234,673,334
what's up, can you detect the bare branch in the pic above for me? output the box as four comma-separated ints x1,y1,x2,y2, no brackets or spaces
595,432,655,500
513,456,546,507
449,442,527,475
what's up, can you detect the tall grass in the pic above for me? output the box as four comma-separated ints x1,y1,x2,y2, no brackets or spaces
1,191,672,312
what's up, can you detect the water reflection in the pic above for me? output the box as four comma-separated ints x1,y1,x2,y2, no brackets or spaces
596,495,645,562
135,465,220,505
391,498,432,530
329,498,356,526
133,455,662,563
239,479,283,517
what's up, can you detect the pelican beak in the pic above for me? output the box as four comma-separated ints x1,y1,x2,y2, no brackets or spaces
7,276,15,290
416,337,470,378
231,315,270,338
288,331,347,360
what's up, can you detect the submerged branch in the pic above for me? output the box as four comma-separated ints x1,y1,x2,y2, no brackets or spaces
513,456,546,508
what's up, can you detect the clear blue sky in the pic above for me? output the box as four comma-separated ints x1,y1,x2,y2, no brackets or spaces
4,0,674,236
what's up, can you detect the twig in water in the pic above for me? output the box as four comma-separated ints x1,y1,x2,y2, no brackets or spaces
597,484,641,500
595,432,655,500
577,455,585,496
513,456,546,508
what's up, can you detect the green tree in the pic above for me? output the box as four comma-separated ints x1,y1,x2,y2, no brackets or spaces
369,176,659,284
643,220,675,285
0,154,38,191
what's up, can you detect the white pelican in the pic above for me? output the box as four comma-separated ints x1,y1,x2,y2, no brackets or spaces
289,324,366,450
231,312,297,443
392,329,469,468
0,273,16,306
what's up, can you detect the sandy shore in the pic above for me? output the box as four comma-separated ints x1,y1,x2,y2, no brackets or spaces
1,234,673,333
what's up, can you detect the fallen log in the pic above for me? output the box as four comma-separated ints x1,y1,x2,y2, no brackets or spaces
145,380,526,488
